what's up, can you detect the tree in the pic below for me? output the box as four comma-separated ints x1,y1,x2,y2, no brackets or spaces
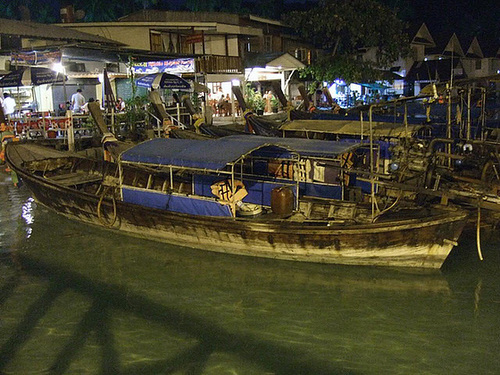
283,0,410,83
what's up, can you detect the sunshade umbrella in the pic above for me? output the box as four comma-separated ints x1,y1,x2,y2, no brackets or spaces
135,73,191,90
0,66,66,87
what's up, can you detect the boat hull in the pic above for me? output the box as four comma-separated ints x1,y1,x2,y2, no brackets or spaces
12,165,467,269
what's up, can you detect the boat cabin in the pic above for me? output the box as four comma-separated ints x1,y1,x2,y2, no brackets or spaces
118,135,372,218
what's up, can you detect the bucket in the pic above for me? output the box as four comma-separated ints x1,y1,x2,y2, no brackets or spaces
271,186,294,217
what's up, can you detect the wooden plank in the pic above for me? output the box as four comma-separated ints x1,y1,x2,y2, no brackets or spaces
46,172,102,186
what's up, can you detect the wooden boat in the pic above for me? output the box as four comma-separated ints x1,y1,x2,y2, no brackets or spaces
5,135,468,269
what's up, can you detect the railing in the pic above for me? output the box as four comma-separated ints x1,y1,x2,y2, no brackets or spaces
196,55,243,74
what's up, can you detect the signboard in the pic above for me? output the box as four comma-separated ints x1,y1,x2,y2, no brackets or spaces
132,58,195,74
185,34,204,44
11,50,62,65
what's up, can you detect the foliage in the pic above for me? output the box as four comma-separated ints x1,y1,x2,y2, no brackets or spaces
114,94,149,140
284,0,410,83
253,92,265,111
300,55,389,84
270,95,279,111
191,92,202,112
243,84,265,112
123,94,149,122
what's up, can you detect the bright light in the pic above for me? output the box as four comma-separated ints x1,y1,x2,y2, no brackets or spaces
52,63,65,73
231,79,240,86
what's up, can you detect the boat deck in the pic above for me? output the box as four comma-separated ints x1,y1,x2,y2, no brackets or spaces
45,171,103,187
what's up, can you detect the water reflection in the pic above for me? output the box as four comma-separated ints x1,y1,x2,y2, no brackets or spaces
1,172,500,374
21,197,34,238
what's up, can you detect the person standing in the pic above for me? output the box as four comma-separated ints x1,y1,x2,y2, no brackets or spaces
71,89,85,114
2,93,17,117
116,97,126,112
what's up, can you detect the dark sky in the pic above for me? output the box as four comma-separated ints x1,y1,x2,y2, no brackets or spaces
8,0,500,51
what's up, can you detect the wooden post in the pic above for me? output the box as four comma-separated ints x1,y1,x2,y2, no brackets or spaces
467,87,471,140
369,105,375,221
66,110,74,152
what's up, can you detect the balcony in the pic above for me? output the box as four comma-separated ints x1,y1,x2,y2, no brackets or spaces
196,55,243,74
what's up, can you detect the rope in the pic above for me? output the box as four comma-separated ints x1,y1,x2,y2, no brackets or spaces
372,193,402,223
97,186,117,227
476,205,484,261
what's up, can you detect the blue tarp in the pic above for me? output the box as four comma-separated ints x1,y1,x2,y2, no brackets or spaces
120,135,361,170
122,188,232,217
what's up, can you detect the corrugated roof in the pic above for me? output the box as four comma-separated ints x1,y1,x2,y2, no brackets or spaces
0,18,122,46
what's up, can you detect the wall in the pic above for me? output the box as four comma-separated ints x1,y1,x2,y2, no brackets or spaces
66,25,151,50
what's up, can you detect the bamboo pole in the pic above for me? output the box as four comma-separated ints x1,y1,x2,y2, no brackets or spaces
369,105,375,220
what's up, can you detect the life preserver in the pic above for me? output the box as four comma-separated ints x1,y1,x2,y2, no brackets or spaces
64,118,72,129
211,179,247,203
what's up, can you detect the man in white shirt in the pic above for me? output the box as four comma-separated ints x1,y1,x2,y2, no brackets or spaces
2,93,16,117
71,89,85,113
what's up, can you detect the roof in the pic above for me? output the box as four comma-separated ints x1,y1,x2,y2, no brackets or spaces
405,58,466,82
0,18,121,46
120,137,291,169
118,10,284,28
118,10,242,24
280,120,424,138
244,52,305,70
120,135,360,170
409,23,436,47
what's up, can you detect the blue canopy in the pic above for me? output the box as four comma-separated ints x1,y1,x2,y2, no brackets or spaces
120,136,360,170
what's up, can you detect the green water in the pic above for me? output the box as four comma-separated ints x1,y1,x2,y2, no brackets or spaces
1,171,499,374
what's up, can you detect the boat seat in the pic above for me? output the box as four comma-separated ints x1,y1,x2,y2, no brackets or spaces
45,171,102,187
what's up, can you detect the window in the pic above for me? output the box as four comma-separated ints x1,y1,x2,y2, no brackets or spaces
150,32,163,52
475,59,482,70
264,35,272,52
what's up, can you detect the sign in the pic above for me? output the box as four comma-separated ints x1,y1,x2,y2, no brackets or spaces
185,34,204,44
11,50,62,65
132,58,195,74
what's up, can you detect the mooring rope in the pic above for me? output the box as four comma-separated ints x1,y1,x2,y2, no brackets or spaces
97,186,117,227
476,205,484,261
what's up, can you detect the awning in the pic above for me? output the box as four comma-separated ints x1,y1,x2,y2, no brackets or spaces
235,135,360,158
120,135,361,170
244,52,305,70
120,137,293,170
281,120,424,138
